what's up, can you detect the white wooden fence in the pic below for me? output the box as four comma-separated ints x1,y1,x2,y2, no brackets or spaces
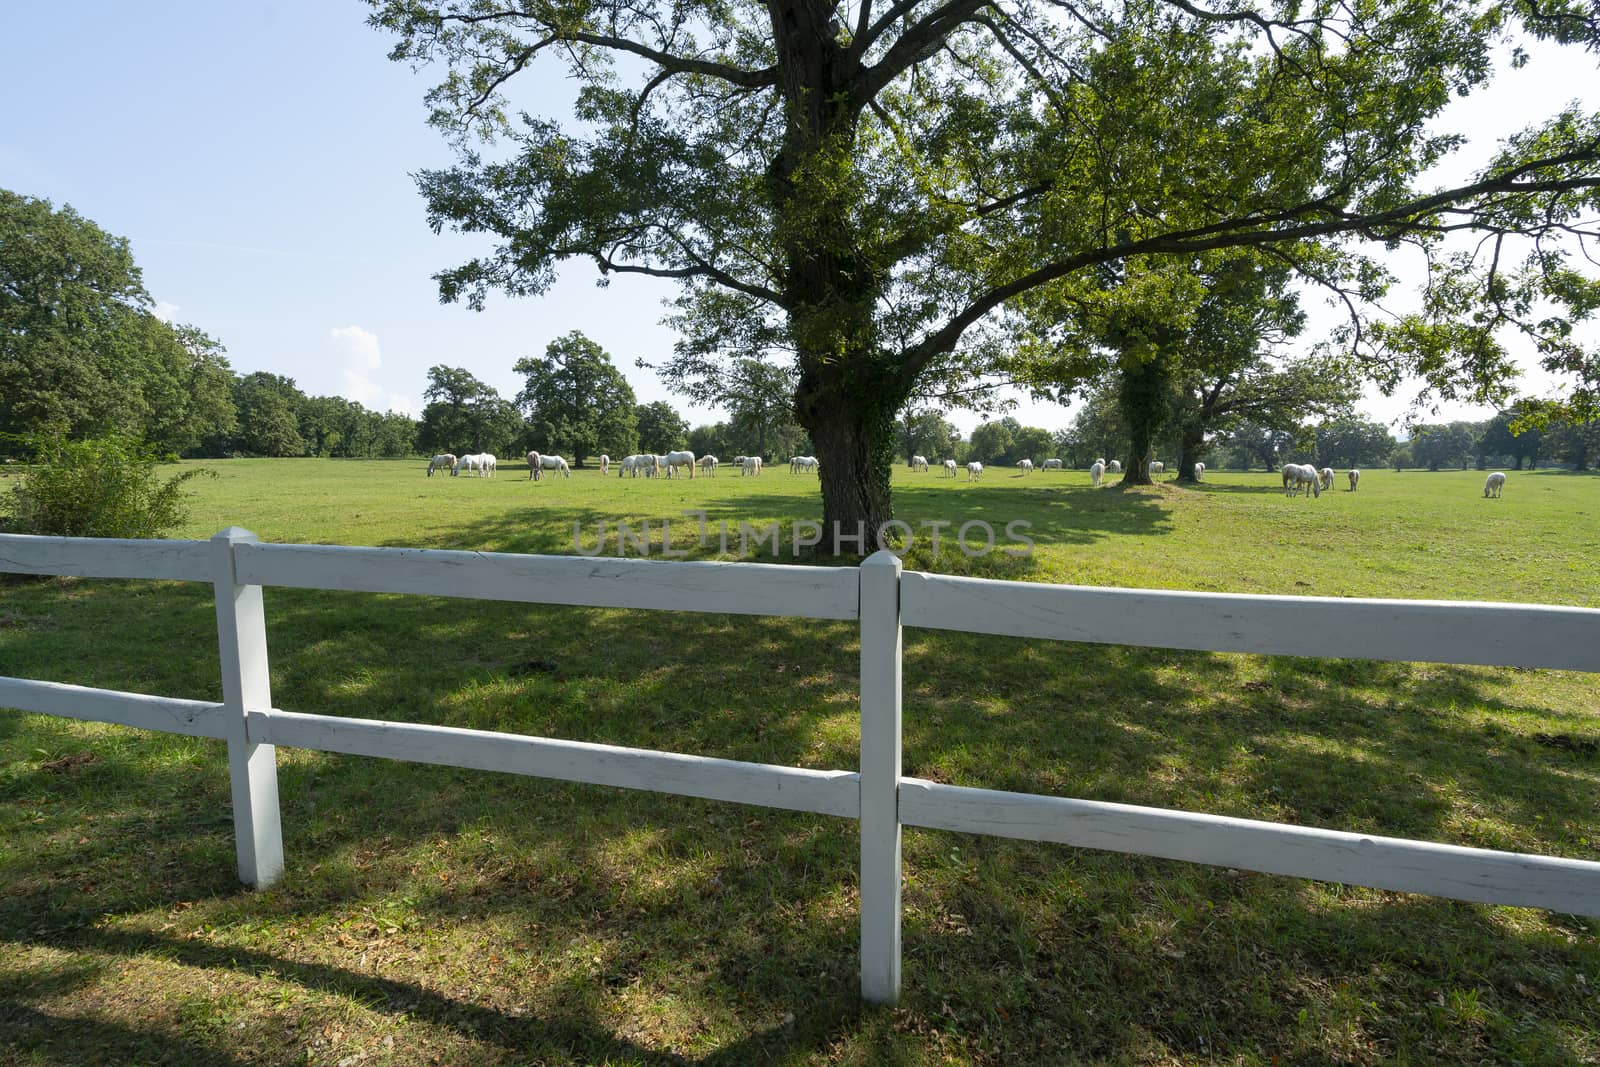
4,528,1600,1006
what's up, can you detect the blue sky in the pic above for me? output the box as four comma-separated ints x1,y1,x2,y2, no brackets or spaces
3,2,1594,435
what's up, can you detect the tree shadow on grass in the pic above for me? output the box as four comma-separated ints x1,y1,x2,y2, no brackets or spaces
3,576,1599,1062
0,921,854,1066
390,480,1174,578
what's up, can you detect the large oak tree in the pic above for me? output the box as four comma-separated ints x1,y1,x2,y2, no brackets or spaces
370,0,1599,548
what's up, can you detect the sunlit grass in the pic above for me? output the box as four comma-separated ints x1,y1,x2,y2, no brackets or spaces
2,458,1598,1063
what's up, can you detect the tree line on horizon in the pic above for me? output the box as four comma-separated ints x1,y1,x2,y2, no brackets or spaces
6,189,1597,475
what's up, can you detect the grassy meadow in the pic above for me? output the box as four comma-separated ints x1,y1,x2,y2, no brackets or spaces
2,458,1599,1065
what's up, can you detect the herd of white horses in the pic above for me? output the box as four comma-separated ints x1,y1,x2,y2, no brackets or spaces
425,450,772,480
426,450,1512,498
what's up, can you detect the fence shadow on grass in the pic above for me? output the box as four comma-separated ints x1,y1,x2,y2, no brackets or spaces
3,573,1599,1061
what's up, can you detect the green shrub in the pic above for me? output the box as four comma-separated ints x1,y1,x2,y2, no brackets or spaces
2,434,212,538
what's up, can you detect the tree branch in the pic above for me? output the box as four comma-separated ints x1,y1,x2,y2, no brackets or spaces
896,149,1600,389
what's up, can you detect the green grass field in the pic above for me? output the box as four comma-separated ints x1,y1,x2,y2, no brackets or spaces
3,459,1599,1064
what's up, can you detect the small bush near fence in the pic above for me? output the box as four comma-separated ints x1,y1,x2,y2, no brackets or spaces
1,434,211,538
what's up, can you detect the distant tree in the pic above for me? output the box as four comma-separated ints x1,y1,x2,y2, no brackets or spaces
1,190,149,441
1315,418,1398,470
1172,357,1352,480
1220,420,1299,471
1544,417,1600,471
658,351,804,461
1011,426,1055,466
234,373,307,458
897,409,961,466
688,423,735,461
142,323,238,458
372,411,419,458
297,394,346,457
1061,386,1131,468
1409,422,1479,472
968,419,1017,466
1477,406,1543,470
514,332,637,465
0,191,237,453
635,401,689,454
417,364,519,455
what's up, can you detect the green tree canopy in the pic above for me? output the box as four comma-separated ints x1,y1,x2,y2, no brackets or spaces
634,400,690,454
373,0,1600,548
1409,422,1482,471
1314,418,1398,469
1543,416,1600,470
515,332,638,464
1477,405,1544,469
417,364,521,456
234,373,308,458
896,409,961,465
1,190,237,451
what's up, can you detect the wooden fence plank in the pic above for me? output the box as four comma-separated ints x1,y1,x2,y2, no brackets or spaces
900,571,1600,671
249,709,862,818
0,677,227,739
900,779,1600,915
0,534,210,582
234,542,860,620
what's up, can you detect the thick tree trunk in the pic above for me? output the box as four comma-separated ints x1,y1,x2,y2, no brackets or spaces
1117,356,1170,487
1175,425,1204,483
795,361,899,555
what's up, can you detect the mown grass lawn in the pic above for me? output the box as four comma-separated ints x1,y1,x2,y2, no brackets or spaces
2,458,1599,1065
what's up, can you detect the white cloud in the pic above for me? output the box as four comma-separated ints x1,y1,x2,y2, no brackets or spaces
328,325,420,416
153,300,180,322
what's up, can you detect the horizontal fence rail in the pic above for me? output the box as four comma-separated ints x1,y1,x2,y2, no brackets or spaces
0,533,211,583
901,570,1600,671
0,677,228,740
899,779,1600,915
249,708,861,818
234,542,861,620
4,529,1600,1008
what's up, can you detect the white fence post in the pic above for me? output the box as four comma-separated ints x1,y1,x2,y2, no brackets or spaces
211,527,284,888
859,549,903,1004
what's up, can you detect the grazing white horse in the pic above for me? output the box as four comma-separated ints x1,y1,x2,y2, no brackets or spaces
700,455,718,476
1484,471,1506,497
1282,463,1320,498
910,455,930,472
599,454,610,476
1193,462,1205,481
1090,460,1106,487
1017,458,1034,474
1347,468,1360,491
943,458,958,477
526,451,569,478
966,461,984,481
790,455,818,474
1150,461,1165,474
1041,458,1063,470
461,453,494,477
661,450,697,478
1106,460,1122,473
740,455,763,475
619,454,653,477
1318,467,1335,492
427,453,457,477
